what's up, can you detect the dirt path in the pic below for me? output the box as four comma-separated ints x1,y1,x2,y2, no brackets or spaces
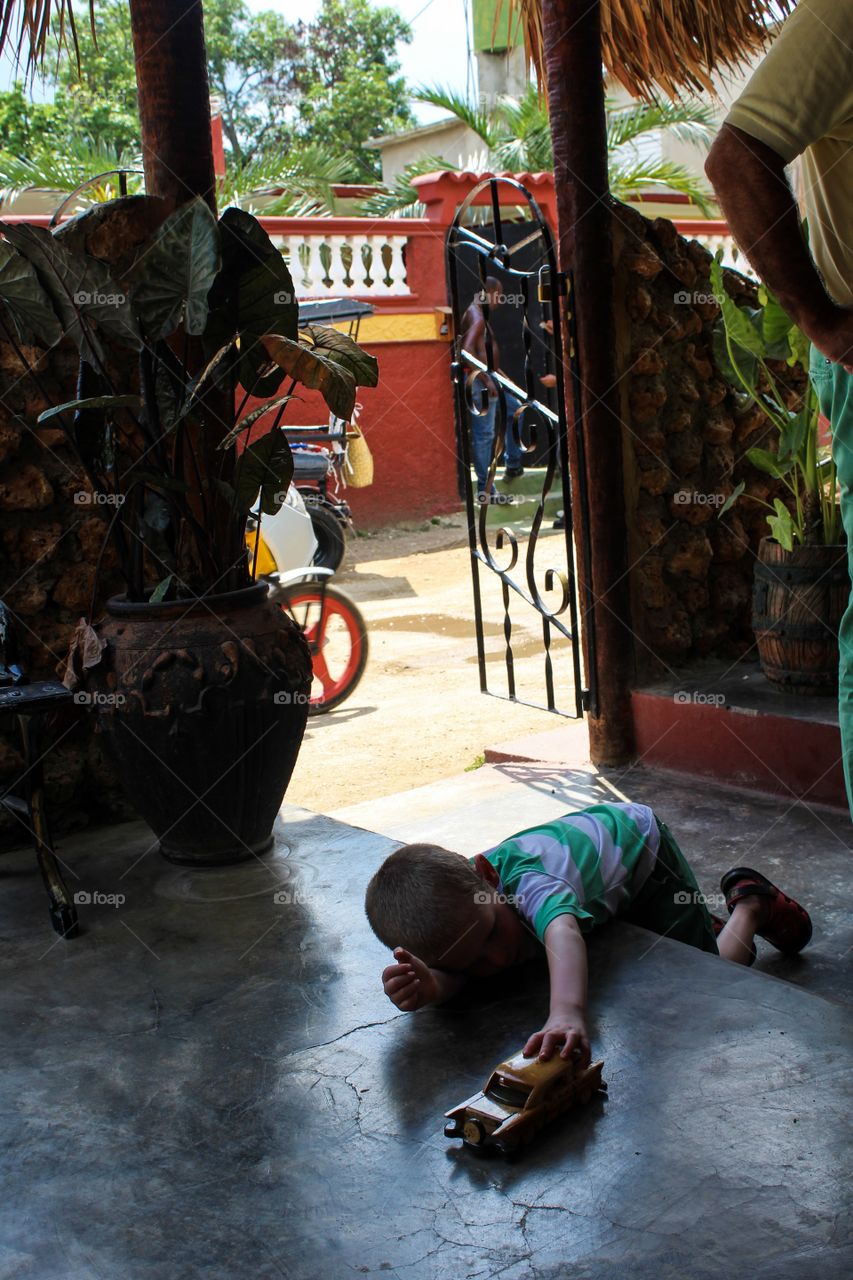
286,515,582,814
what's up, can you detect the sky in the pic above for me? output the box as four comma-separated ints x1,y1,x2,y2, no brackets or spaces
0,0,474,121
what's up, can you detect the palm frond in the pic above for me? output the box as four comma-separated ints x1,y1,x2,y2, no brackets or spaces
490,88,553,170
358,155,456,218
413,85,497,148
0,138,143,209
609,158,716,216
0,0,95,77
219,144,353,216
606,100,717,152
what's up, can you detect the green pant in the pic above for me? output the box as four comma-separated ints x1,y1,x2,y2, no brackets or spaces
620,817,719,954
809,347,853,822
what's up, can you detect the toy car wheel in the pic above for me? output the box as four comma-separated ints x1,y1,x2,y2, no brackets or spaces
462,1119,486,1146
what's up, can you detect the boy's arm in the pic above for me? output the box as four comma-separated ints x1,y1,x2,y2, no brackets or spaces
523,913,590,1065
381,946,466,1012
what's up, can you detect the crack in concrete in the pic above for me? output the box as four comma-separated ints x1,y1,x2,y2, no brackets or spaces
279,1013,407,1061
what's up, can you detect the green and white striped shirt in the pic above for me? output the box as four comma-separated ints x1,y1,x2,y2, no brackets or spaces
476,802,660,939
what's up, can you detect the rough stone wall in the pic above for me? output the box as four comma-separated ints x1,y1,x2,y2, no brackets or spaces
0,336,132,849
613,203,797,678
0,201,170,848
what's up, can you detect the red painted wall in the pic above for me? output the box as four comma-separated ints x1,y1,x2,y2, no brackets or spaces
243,212,462,528
243,336,459,528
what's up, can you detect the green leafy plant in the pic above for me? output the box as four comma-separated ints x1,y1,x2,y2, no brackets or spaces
711,254,838,550
0,196,378,603
365,85,717,216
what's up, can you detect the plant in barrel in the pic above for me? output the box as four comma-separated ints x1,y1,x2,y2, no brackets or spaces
711,254,847,693
0,196,378,861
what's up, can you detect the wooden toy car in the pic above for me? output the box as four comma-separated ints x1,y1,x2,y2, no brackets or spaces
444,1050,607,1154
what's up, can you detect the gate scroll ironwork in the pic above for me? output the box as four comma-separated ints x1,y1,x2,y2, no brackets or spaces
446,176,595,718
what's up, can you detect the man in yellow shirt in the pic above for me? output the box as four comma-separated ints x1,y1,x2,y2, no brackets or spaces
706,0,853,818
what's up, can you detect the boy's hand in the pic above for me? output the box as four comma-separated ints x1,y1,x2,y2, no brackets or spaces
381,947,440,1011
523,1010,590,1066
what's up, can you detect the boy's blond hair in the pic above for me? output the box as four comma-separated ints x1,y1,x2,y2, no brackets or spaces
365,843,483,967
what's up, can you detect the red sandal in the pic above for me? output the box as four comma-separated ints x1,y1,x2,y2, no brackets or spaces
720,867,812,955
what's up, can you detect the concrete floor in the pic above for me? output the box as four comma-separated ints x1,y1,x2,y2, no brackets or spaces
1,794,851,1279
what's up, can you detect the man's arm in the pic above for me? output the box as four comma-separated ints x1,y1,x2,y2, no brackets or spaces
522,913,590,1064
705,124,853,368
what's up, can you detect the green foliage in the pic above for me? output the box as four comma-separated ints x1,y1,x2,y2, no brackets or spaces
370,85,716,214
710,255,838,547
0,135,144,213
235,429,294,515
293,0,414,176
0,197,378,601
0,0,414,194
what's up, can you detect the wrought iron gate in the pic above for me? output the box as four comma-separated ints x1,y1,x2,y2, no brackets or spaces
446,176,595,718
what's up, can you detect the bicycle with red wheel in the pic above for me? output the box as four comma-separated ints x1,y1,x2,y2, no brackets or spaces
266,567,368,715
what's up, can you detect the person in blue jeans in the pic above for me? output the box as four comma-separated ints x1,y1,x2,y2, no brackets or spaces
461,278,526,500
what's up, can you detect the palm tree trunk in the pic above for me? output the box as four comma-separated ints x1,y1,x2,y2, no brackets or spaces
129,0,217,214
128,0,242,588
542,0,635,765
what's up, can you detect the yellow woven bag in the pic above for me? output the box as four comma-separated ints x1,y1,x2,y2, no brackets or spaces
343,422,374,488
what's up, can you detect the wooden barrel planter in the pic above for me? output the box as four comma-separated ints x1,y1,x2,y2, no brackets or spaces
752,537,850,694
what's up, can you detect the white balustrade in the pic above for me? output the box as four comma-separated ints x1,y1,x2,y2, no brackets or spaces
268,230,411,298
692,232,757,280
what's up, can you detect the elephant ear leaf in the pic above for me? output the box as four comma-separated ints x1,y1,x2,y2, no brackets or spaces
710,257,763,355
0,241,63,347
130,196,220,340
768,498,795,551
759,289,795,360
0,220,141,360
234,428,294,515
205,207,298,396
300,324,378,388
259,335,356,420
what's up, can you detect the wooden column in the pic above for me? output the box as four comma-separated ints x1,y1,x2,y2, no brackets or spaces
129,0,218,214
542,0,635,765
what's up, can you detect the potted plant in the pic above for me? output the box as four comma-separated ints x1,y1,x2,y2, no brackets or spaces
0,195,377,862
712,255,847,694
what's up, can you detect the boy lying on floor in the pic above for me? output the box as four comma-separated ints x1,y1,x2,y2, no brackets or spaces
364,801,812,1065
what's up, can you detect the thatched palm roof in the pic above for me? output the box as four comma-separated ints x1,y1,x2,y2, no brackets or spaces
502,0,794,100
0,0,91,76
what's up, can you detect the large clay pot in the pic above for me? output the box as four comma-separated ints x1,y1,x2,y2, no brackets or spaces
86,583,312,864
752,537,849,695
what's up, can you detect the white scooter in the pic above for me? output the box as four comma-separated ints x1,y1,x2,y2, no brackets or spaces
247,486,368,715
